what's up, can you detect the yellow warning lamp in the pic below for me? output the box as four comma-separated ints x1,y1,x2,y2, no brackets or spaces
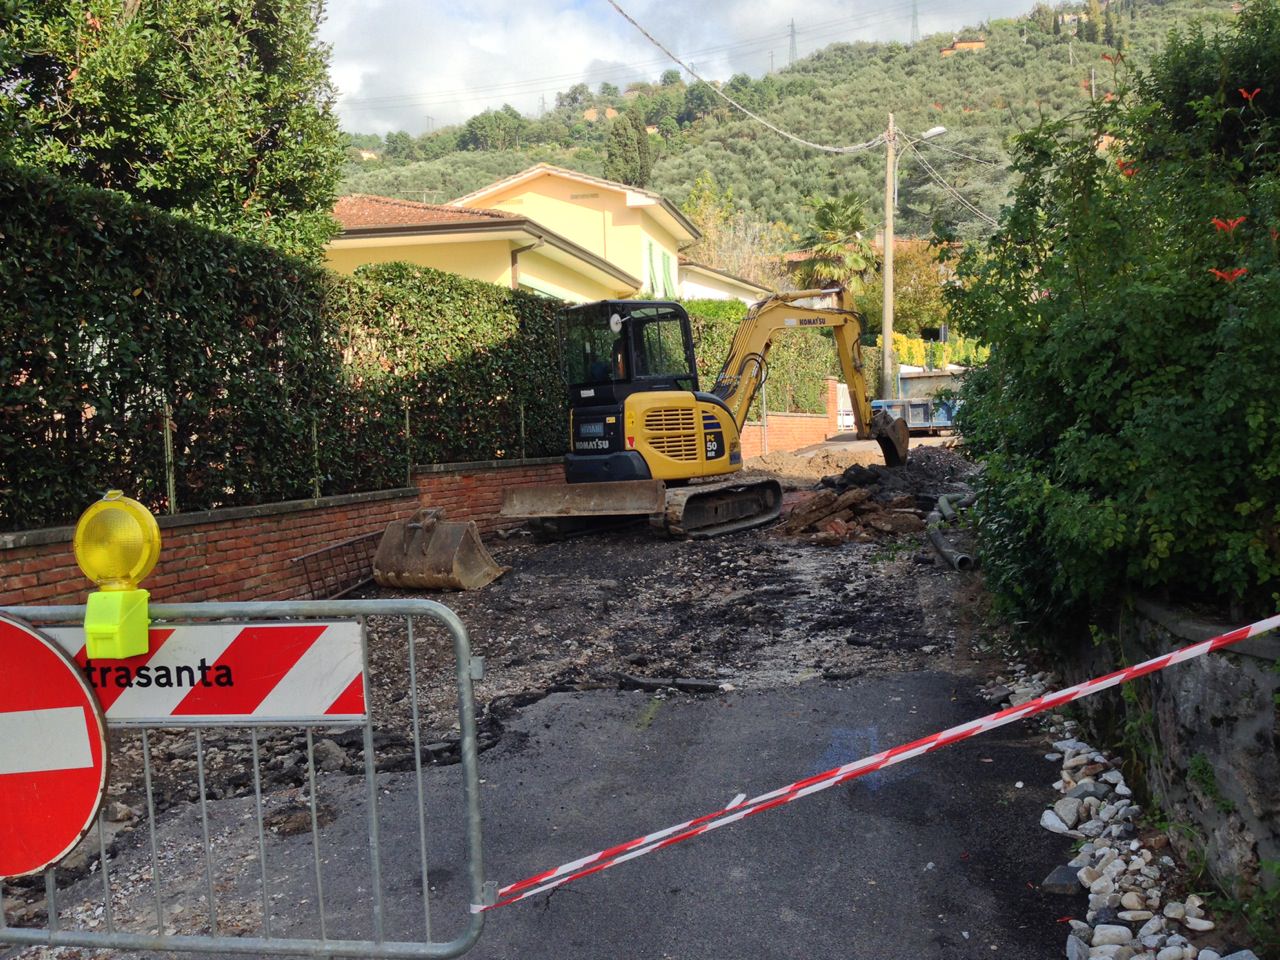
73,491,162,660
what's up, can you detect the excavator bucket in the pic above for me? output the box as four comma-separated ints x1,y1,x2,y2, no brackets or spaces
871,409,911,467
373,508,507,591
501,479,667,519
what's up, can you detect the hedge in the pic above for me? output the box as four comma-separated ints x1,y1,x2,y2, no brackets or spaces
0,161,564,531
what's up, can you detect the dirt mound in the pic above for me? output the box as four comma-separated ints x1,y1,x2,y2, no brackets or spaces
747,447,885,482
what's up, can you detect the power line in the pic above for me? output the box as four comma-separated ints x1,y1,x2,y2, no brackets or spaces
904,140,999,226
918,140,1000,165
604,0,885,155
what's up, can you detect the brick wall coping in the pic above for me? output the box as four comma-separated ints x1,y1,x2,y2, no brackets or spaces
0,487,419,552
745,412,828,423
412,456,562,474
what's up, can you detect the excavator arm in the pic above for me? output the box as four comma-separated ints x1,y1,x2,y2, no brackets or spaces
709,288,909,466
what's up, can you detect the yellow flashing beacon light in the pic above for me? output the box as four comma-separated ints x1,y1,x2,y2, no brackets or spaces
73,491,162,660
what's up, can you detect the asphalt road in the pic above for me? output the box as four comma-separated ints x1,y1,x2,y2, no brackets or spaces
237,670,1069,960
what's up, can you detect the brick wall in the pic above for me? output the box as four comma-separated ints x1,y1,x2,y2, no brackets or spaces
0,489,421,608
0,457,567,608
739,378,842,460
415,458,564,533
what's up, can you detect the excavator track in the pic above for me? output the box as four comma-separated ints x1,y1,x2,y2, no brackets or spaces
655,477,784,539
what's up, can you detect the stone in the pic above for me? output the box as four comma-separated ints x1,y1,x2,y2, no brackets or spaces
1101,770,1125,784
1162,902,1185,920
1219,952,1261,960
1122,892,1147,910
1141,936,1167,950
1070,781,1113,801
1067,934,1091,960
1115,784,1133,797
1091,877,1117,896
1118,911,1153,922
1065,755,1092,770
1198,951,1221,960
1043,865,1084,895
1181,917,1214,932
312,738,346,772
1093,906,1123,926
1089,946,1133,960
1079,866,1103,885
1042,809,1073,834
1055,796,1085,828
1080,819,1107,838
105,800,135,822
1157,949,1183,960
1137,917,1165,938
1092,924,1134,947
1054,738,1090,752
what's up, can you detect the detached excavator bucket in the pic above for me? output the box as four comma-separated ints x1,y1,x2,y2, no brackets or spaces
373,508,507,591
871,409,911,467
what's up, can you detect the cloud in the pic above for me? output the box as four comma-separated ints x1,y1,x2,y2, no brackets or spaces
320,0,1033,134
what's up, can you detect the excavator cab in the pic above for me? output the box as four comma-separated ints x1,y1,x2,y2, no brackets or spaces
559,301,729,484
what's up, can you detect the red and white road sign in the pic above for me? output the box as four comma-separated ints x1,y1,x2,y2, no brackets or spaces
0,615,109,879
45,621,366,725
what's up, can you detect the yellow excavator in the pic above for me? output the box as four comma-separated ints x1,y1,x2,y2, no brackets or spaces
500,288,909,538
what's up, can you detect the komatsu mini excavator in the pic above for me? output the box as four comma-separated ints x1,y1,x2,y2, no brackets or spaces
500,288,909,538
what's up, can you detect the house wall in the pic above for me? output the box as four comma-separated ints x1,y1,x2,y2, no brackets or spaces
517,249,632,302
480,174,681,292
325,239,514,287
0,459,565,607
679,269,764,305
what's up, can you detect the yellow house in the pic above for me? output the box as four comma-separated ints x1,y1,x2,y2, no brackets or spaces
325,165,767,305
325,194,640,302
452,164,701,300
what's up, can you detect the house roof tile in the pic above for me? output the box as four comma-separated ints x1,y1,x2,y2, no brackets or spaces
333,194,519,230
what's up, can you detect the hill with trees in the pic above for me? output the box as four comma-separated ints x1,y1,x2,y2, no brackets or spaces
339,0,1234,241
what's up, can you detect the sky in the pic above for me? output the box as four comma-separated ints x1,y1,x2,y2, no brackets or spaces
321,0,1035,135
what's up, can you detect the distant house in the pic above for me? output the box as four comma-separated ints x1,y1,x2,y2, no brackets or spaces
356,149,380,162
326,164,773,304
679,259,772,305
452,163,700,300
326,195,640,302
581,107,619,123
940,37,986,57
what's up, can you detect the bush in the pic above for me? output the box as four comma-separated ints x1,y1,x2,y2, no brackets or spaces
948,0,1280,622
0,161,565,531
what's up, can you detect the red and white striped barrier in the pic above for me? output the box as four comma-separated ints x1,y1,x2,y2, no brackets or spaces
478,612,1280,912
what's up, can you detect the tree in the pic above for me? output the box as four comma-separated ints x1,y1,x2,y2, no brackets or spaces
384,130,419,161
599,82,619,97
792,194,878,293
1083,0,1103,42
859,239,952,338
0,0,344,260
603,113,651,187
660,68,683,86
680,81,719,122
679,171,790,288
555,82,591,110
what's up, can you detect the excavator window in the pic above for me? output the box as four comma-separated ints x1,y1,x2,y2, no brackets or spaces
561,301,697,389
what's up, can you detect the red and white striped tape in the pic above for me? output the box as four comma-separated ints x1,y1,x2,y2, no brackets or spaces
477,612,1280,912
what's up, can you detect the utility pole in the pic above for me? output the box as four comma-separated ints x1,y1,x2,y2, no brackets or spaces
539,94,546,116
882,113,896,400
1090,67,1096,100
910,0,920,45
789,19,798,65
769,50,775,74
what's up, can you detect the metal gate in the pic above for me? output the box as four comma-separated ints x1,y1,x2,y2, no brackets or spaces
0,599,493,958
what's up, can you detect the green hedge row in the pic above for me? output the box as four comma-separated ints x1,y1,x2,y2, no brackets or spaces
0,161,564,531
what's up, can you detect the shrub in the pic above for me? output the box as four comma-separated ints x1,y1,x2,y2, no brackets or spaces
0,161,564,531
948,0,1280,622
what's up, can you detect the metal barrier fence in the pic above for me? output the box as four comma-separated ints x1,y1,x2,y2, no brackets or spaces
0,599,492,958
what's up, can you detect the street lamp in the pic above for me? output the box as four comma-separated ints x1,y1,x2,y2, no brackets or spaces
881,118,946,399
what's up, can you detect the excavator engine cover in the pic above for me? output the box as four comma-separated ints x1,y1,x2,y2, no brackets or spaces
373,508,507,591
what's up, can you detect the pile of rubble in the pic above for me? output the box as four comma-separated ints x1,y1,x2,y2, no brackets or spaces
772,448,976,545
776,485,927,544
982,666,1262,960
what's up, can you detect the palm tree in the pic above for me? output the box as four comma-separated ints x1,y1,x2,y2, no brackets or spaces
792,194,879,293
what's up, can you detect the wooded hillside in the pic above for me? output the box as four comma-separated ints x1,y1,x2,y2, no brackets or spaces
339,0,1234,239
